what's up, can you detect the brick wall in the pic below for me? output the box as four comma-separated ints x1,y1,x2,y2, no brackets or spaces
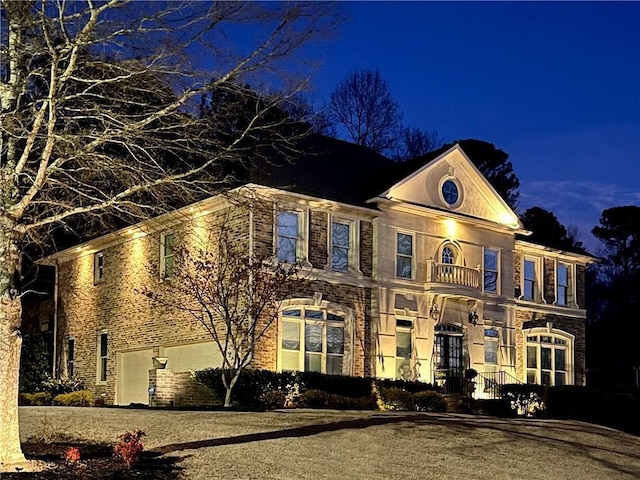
360,221,373,277
576,264,586,309
308,210,328,268
543,258,555,303
513,252,522,296
149,369,218,407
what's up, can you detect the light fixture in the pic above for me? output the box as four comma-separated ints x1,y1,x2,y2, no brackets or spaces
430,303,440,321
468,307,478,326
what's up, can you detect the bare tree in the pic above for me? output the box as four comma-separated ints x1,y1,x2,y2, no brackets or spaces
392,126,442,161
0,0,338,464
328,69,402,155
141,207,299,408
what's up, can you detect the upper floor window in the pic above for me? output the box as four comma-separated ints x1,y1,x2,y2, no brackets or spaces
93,251,104,284
557,264,570,306
280,307,345,375
331,221,350,272
442,245,455,265
483,249,499,293
396,232,414,279
277,211,300,264
523,258,536,301
160,232,176,279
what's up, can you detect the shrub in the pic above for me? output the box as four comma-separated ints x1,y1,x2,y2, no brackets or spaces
299,389,329,408
53,390,94,407
19,335,51,393
40,375,85,397
374,378,436,394
63,446,81,463
378,387,415,411
414,390,447,412
261,389,287,410
19,392,52,406
500,384,546,417
114,430,146,468
296,372,373,398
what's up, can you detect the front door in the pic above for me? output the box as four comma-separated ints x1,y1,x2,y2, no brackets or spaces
434,325,463,394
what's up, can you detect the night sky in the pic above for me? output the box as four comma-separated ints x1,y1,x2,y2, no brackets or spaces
304,1,640,252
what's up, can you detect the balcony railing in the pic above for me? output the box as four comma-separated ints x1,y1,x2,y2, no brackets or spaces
427,261,480,289
474,370,522,399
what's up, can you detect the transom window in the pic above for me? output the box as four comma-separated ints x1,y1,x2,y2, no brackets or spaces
523,259,536,301
277,211,300,264
280,307,345,375
526,333,571,386
396,233,414,279
331,221,350,272
484,249,499,293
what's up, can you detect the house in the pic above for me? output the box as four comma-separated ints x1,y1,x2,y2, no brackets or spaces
44,136,594,406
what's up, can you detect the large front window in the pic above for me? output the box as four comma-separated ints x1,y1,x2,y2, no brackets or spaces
280,307,345,375
526,333,571,386
396,318,413,380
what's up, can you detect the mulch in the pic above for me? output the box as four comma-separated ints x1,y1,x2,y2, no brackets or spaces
1,442,183,479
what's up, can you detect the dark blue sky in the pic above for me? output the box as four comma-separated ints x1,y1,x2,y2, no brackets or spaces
305,1,640,252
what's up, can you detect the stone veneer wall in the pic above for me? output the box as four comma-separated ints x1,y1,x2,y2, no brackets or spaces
514,310,586,386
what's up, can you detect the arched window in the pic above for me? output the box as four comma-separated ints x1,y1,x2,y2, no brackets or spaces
442,245,456,265
525,328,574,386
279,302,351,375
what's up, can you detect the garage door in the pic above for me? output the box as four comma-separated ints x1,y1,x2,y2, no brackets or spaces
116,349,154,406
161,342,222,373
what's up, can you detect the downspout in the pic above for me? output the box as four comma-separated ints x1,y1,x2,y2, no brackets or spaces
51,259,59,377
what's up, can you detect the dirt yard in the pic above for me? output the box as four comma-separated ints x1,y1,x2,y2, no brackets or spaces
8,407,640,479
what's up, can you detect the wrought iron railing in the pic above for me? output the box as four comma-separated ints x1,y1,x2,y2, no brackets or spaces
434,368,465,395
427,261,480,289
475,371,523,399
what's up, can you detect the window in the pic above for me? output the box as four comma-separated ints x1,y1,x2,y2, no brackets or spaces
526,333,571,386
396,318,413,380
484,328,499,365
557,264,570,306
98,332,108,383
67,338,75,378
396,232,413,279
442,179,459,205
93,251,104,284
523,259,536,301
331,221,350,272
280,307,345,375
276,211,300,264
160,232,176,278
484,249,499,293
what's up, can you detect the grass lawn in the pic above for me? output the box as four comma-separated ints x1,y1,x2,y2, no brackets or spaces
6,406,640,479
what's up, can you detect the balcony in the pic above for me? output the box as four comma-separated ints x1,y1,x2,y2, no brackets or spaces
427,261,480,289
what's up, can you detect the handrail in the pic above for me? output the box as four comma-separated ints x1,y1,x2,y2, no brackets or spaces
475,371,523,399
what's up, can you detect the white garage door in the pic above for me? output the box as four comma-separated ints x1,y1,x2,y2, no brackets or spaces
116,349,154,406
161,342,222,373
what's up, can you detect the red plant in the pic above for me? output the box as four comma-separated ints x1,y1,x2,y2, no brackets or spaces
63,446,81,463
114,429,146,468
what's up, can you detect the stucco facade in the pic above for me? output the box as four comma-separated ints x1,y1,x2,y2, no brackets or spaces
48,143,593,405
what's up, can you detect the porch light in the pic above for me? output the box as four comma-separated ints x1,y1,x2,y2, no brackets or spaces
468,307,478,326
430,303,440,321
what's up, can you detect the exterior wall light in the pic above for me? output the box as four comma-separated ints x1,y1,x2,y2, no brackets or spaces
468,307,478,326
430,303,440,321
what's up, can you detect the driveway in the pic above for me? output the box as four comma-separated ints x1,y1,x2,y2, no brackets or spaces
18,407,640,479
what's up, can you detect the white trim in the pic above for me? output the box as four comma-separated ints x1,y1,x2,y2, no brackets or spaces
159,231,176,279
93,251,104,284
524,326,575,386
274,207,310,266
437,175,463,209
96,330,108,385
395,230,416,281
327,214,362,275
482,247,500,295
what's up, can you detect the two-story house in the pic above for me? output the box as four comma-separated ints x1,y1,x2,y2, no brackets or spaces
44,136,593,406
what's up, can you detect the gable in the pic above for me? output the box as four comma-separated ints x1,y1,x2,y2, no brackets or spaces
378,145,522,229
